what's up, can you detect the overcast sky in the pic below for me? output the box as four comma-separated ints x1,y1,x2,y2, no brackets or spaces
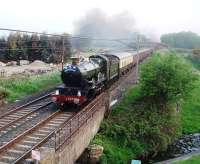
0,0,199,37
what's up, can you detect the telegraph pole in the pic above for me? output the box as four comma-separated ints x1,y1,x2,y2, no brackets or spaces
61,36,65,70
135,34,140,83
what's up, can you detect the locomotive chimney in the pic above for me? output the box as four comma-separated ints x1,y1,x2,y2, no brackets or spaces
71,56,80,65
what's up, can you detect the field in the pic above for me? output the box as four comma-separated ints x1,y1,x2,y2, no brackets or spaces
181,78,200,134
0,71,61,102
92,85,143,164
173,49,200,134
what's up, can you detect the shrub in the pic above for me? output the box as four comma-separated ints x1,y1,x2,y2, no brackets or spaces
140,52,196,106
0,87,9,99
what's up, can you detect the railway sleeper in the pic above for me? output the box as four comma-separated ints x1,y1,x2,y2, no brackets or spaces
0,155,15,162
16,144,32,149
46,123,59,127
49,120,64,124
27,136,41,140
38,129,51,133
23,140,38,144
7,149,24,154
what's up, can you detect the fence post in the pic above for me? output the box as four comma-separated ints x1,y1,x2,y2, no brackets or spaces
54,132,57,150
70,119,72,134
104,91,111,118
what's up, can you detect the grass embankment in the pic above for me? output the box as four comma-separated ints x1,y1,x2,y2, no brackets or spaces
181,78,200,134
93,84,181,163
0,71,61,102
170,49,200,134
158,49,200,134
92,86,144,163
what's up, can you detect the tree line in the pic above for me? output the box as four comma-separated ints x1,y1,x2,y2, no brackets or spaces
161,31,200,49
0,32,71,63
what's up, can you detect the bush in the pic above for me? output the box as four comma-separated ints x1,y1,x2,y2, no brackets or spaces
140,52,196,106
0,87,9,99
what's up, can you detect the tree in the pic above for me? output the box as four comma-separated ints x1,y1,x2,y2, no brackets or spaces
0,32,71,63
140,52,197,107
161,32,200,49
0,37,7,61
137,52,197,156
7,32,18,61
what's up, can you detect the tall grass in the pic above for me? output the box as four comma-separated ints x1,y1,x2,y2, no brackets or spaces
0,71,61,102
181,78,200,134
171,49,200,134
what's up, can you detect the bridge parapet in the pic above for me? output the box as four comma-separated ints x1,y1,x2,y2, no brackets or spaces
55,92,107,151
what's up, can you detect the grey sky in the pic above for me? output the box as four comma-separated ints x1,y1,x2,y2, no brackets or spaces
0,0,199,37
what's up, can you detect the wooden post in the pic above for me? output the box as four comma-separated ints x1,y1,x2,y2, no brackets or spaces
104,90,111,118
61,36,65,70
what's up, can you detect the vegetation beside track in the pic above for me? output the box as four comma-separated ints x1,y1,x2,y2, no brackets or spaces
181,78,200,134
92,51,198,163
0,71,61,102
166,49,200,134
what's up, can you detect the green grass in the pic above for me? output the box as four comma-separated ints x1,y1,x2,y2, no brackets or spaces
92,85,144,164
187,56,200,71
174,155,200,164
161,49,200,134
93,135,135,164
111,85,141,115
181,78,200,134
170,50,200,134
0,71,61,102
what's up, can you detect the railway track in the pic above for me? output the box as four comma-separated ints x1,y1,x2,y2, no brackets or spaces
0,93,52,120
0,94,53,139
0,111,74,163
0,93,61,163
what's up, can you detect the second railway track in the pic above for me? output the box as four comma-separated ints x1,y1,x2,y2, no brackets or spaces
0,94,53,141
0,92,64,163
0,110,74,163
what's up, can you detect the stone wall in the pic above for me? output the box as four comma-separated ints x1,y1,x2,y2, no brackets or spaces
56,107,106,164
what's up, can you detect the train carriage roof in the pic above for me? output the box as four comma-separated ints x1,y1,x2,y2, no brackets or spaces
93,48,152,60
111,52,134,59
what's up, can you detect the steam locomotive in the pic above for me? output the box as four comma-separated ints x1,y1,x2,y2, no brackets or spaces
51,49,153,106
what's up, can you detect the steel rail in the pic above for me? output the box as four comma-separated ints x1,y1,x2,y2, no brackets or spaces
13,112,77,164
0,110,61,154
0,101,52,132
0,92,52,120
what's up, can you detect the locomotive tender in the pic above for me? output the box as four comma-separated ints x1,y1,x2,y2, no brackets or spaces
51,49,153,106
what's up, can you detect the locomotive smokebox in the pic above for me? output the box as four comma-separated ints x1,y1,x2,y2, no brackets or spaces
61,65,82,87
